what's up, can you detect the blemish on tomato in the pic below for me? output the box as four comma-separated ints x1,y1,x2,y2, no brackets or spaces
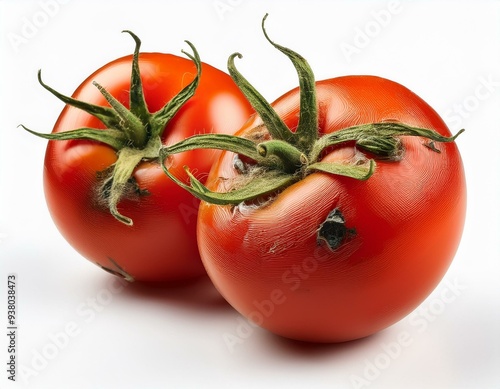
423,140,441,153
97,257,135,282
317,208,355,251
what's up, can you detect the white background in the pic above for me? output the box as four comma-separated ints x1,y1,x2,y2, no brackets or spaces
1,0,499,388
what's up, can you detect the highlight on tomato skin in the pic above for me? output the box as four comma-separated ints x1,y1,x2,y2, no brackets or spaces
161,14,466,342
23,32,254,282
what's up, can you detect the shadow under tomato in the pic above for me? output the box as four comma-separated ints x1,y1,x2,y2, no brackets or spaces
115,273,232,313
259,328,386,360
94,270,391,359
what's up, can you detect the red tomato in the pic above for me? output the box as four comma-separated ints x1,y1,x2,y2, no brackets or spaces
161,16,466,341
195,74,466,342
26,33,253,282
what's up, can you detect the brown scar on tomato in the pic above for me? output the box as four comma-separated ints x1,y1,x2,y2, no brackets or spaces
96,257,135,282
317,208,356,251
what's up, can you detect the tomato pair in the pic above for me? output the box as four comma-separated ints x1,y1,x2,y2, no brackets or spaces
25,17,466,342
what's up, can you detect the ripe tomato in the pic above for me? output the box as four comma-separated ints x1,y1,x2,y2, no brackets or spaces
196,76,466,342
24,32,253,282
163,17,466,342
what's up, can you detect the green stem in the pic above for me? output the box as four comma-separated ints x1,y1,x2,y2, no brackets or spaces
257,139,307,174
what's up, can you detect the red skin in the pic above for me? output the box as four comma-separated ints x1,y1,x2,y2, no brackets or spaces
44,53,254,282
197,76,466,342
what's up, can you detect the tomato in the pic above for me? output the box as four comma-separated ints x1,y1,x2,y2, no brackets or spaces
163,17,466,342
23,32,253,282
196,76,466,342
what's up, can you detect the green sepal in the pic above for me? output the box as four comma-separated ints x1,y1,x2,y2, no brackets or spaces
36,70,122,131
227,53,293,143
105,147,148,226
312,122,464,162
161,133,264,163
149,41,202,138
307,159,375,181
356,136,403,160
19,124,127,150
161,162,297,206
123,30,150,125
261,14,318,152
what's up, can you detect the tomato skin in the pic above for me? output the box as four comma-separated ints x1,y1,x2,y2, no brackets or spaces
197,75,466,342
44,53,253,282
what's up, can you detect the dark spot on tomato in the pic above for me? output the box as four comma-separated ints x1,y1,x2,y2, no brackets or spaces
232,154,248,174
317,208,356,251
96,257,135,282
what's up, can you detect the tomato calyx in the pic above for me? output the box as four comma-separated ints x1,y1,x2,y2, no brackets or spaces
160,14,463,206
20,31,202,225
